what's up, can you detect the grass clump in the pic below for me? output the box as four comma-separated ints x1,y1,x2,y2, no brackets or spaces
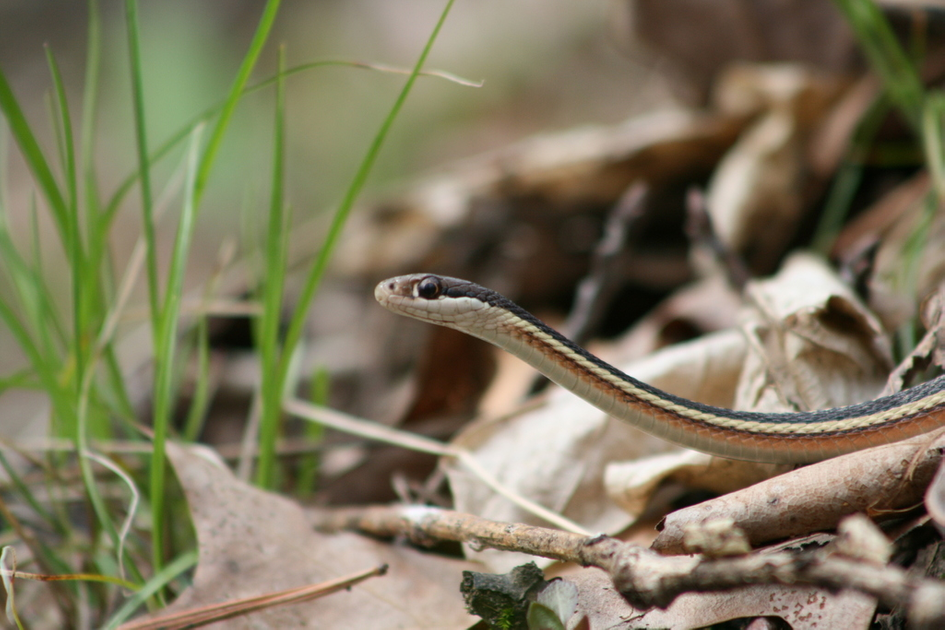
0,0,458,624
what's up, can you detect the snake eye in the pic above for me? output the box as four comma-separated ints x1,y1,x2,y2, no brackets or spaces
416,277,441,299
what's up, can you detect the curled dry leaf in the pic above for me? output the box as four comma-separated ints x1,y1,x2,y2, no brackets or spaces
152,443,477,629
737,253,892,414
445,328,747,572
653,433,943,554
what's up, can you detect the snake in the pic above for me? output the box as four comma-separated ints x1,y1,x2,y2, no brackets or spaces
375,273,945,463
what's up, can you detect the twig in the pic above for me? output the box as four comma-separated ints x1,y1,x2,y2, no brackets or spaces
563,182,648,344
284,398,590,535
309,503,945,628
118,565,387,629
685,187,751,289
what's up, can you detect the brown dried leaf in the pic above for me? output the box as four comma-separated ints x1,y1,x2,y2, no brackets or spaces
831,172,929,266
608,255,893,518
611,275,743,360
708,104,803,272
150,443,476,629
807,76,879,177
705,67,846,271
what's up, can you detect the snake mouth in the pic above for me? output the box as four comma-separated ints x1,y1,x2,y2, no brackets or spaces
374,274,428,314
374,279,401,310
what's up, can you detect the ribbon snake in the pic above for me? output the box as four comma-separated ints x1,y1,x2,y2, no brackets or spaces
376,273,945,463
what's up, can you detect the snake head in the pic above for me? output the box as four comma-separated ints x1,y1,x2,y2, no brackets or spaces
375,274,492,326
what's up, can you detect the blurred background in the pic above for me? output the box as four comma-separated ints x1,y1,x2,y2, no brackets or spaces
0,0,667,245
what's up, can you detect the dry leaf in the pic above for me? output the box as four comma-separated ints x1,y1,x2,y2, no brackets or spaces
831,172,929,266
886,282,945,393
923,433,945,538
705,66,845,271
807,76,880,177
608,255,890,518
737,253,892,414
144,443,477,629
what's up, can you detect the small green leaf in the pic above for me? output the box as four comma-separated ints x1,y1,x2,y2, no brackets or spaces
535,579,578,626
527,602,566,630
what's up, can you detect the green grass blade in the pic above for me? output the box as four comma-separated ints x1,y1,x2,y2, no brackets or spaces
0,127,66,377
44,48,78,221
103,550,197,629
0,298,64,424
832,0,925,128
192,0,281,207
0,450,56,528
124,0,160,324
0,369,39,394
811,96,890,253
81,0,102,222
255,46,289,485
295,366,328,496
150,124,203,577
148,0,282,572
45,47,90,409
922,93,945,200
182,316,211,442
0,66,68,236
257,0,458,487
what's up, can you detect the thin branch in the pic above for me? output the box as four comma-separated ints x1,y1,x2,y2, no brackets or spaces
563,182,648,344
309,504,945,628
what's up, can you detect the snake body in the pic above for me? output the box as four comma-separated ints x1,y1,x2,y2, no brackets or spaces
375,273,945,463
